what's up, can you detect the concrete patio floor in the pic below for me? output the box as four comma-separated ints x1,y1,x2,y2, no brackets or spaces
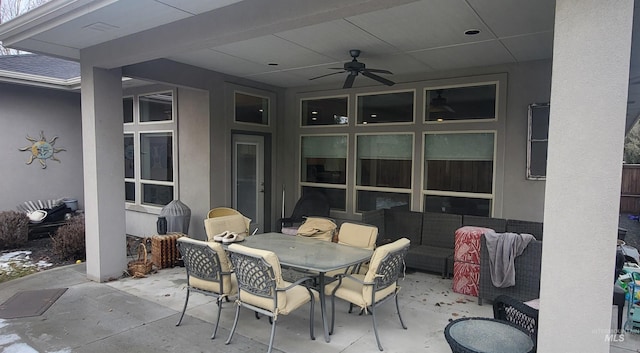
0,263,638,352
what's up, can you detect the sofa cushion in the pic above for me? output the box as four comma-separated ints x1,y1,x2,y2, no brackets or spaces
506,219,543,240
462,215,507,232
421,212,462,249
382,208,422,246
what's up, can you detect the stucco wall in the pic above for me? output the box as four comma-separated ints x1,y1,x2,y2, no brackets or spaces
0,82,83,213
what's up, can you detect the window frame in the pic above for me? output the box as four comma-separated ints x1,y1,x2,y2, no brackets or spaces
424,82,499,124
123,90,178,212
300,94,350,127
234,90,271,127
299,133,349,212
355,89,416,126
527,103,550,180
354,132,414,213
421,130,496,215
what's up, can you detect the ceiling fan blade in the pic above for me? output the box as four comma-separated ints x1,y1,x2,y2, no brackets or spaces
309,70,346,80
365,68,393,75
361,71,395,86
343,74,356,89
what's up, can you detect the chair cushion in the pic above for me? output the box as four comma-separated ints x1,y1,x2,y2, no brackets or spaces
281,226,299,235
326,274,396,308
338,223,378,250
296,217,336,241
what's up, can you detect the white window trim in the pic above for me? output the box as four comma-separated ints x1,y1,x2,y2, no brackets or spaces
420,130,497,214
124,90,178,213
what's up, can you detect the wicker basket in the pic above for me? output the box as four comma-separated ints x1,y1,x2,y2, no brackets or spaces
128,243,153,277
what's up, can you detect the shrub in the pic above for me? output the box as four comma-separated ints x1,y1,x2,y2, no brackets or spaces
52,215,86,260
0,211,29,249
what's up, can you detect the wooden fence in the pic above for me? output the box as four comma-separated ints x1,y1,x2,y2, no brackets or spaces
621,164,640,213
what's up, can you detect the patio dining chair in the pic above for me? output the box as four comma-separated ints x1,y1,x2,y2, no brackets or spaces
204,207,251,242
326,237,410,351
328,222,378,276
225,244,317,353
492,295,539,352
175,236,237,339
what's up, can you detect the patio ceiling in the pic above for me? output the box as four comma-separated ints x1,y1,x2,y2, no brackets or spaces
1,0,639,129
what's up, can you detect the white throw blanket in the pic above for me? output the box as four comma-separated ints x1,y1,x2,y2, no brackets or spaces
484,231,535,288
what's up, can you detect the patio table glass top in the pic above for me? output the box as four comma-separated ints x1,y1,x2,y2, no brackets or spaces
240,232,373,273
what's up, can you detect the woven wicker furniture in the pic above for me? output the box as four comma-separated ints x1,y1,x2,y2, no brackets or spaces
362,208,544,277
478,235,542,305
493,295,539,352
175,237,237,339
444,317,535,353
225,244,317,353
326,238,410,351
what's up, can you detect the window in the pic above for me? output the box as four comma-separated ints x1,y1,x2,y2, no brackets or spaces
300,135,347,211
423,132,494,216
357,91,414,124
425,84,496,122
527,103,549,180
235,92,269,125
301,96,348,126
123,91,177,208
356,134,413,212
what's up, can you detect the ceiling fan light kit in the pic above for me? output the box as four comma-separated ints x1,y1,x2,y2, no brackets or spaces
429,90,455,113
309,49,395,88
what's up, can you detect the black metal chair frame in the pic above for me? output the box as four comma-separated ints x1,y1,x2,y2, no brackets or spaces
492,295,539,352
225,250,316,353
329,244,409,351
279,191,330,231
444,317,535,353
176,239,233,339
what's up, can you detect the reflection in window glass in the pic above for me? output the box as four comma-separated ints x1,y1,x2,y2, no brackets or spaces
125,182,135,202
425,84,496,122
301,97,348,126
140,133,173,182
527,103,549,179
424,195,491,216
424,133,494,193
235,92,269,125
357,190,410,212
124,134,134,179
357,91,414,124
142,184,174,206
140,92,173,122
357,134,412,188
302,186,346,211
301,135,347,184
123,97,133,123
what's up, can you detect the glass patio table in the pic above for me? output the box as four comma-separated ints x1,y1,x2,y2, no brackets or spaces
239,232,374,342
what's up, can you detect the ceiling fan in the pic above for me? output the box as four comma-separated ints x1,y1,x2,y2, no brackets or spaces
309,49,395,88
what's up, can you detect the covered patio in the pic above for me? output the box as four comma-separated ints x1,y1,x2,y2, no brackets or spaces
1,0,638,351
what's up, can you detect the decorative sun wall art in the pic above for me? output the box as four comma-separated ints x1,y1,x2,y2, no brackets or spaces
18,131,66,169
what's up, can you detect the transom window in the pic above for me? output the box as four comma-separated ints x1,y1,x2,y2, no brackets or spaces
425,84,497,122
301,96,349,126
235,92,269,125
357,91,414,124
123,91,177,208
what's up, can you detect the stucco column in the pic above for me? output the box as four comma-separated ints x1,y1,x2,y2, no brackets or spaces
539,0,633,351
80,63,126,282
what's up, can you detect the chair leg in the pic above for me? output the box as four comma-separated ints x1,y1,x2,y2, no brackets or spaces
309,294,315,341
176,287,190,326
370,305,384,351
225,303,242,345
395,293,407,329
330,294,336,335
267,316,277,353
211,297,223,339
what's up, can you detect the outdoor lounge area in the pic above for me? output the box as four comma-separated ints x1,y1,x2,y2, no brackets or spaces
0,261,638,353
